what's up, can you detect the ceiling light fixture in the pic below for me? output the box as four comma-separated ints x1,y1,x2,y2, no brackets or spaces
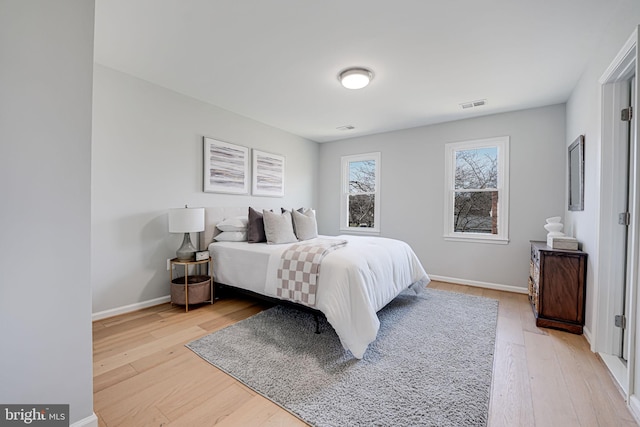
338,68,374,90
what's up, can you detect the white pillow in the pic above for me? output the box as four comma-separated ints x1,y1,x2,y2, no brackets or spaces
216,216,248,232
214,231,247,242
263,210,297,244
292,209,318,241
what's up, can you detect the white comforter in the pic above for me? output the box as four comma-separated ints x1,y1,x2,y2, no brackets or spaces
264,235,429,358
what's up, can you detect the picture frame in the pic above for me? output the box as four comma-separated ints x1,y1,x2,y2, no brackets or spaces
568,135,585,211
252,150,285,197
203,137,249,194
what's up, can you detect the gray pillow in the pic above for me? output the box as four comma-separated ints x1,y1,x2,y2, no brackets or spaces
263,210,298,244
247,207,267,243
292,209,318,241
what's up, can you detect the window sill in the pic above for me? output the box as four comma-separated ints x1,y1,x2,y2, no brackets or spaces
340,227,380,236
443,235,509,245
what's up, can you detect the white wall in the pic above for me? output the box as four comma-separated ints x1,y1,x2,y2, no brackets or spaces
0,1,95,425
92,65,319,314
565,4,640,338
318,104,566,289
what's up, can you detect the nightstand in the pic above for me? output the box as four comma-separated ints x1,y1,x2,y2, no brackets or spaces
169,257,214,312
528,241,587,333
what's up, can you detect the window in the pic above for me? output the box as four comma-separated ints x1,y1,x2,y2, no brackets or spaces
444,136,509,243
341,152,381,233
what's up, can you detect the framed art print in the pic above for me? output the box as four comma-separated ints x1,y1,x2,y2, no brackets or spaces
203,137,249,194
252,150,285,197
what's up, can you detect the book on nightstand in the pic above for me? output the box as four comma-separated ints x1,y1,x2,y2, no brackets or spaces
547,236,579,250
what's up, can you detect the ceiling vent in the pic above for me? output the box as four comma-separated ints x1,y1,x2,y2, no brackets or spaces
460,99,487,109
337,125,355,131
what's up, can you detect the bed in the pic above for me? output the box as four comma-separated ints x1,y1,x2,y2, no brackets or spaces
199,207,430,359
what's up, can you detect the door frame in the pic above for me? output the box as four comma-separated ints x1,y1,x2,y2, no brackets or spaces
596,26,639,407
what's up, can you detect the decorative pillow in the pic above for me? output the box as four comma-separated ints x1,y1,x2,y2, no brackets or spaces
281,207,304,214
216,216,248,232
247,207,267,243
214,231,247,242
292,209,318,241
263,210,298,244
282,207,304,234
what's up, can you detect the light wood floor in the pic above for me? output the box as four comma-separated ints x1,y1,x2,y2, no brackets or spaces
93,281,638,426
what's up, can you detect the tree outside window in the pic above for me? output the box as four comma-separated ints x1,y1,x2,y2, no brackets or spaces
444,137,509,243
341,153,381,233
349,160,376,227
454,147,498,234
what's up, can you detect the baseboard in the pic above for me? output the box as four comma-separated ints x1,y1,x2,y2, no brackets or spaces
92,296,171,321
95,275,526,320
629,395,640,425
428,275,528,294
583,325,593,346
71,413,98,427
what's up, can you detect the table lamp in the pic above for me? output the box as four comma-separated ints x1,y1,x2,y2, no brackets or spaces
169,205,205,261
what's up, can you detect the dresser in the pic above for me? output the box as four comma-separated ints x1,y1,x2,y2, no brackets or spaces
528,241,587,334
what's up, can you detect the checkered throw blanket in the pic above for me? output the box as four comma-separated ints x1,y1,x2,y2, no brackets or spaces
276,238,348,307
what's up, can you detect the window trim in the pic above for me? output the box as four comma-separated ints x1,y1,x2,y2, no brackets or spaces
443,136,510,244
340,152,381,234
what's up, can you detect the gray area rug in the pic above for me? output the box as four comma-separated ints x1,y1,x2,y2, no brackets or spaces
187,288,498,426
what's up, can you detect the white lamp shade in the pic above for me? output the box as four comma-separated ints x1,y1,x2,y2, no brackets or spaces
168,207,205,233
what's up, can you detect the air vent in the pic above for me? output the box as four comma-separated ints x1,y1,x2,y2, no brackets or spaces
337,125,355,131
460,99,487,109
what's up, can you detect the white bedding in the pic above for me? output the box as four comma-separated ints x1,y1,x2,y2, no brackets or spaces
209,234,430,358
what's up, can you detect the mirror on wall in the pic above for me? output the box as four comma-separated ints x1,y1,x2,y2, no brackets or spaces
568,135,585,211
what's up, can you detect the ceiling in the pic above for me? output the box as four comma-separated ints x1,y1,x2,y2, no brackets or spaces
94,0,620,143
